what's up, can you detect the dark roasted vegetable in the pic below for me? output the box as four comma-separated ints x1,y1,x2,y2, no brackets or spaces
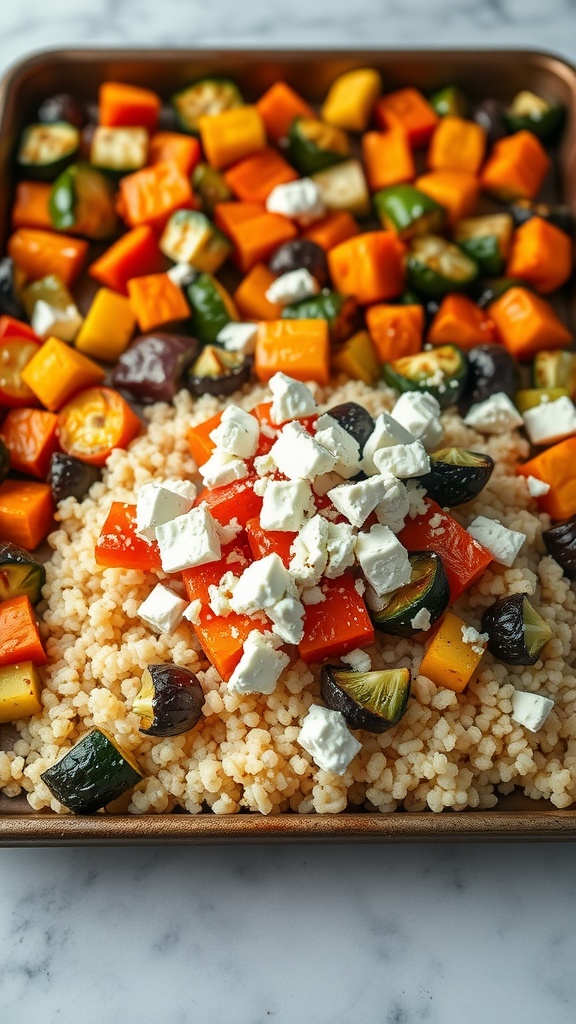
269,239,329,286
37,93,87,130
49,453,101,504
186,345,252,397
49,162,117,239
17,122,80,181
475,277,527,309
0,257,25,319
458,343,519,415
321,665,411,733
370,552,449,637
509,198,573,234
133,664,204,737
41,728,143,814
471,98,508,146
326,401,375,454
281,291,357,343
383,343,468,408
171,77,243,134
454,213,513,277
429,85,468,118
192,163,233,216
543,517,576,580
505,90,564,140
186,273,237,344
374,184,445,241
419,448,494,506
288,117,350,175
0,541,46,604
111,332,199,404
407,235,478,297
481,595,552,666
532,350,576,399
0,439,9,484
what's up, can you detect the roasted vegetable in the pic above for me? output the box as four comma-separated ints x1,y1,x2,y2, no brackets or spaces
533,350,576,399
21,274,83,342
89,126,149,173
17,122,80,181
186,345,252,397
471,98,508,146
369,552,449,637
192,162,233,216
133,663,204,737
311,159,370,217
320,664,411,733
0,257,25,319
281,291,357,343
407,235,478,297
111,332,199,404
160,210,231,273
458,343,519,414
0,541,46,603
383,343,468,408
57,387,141,467
49,452,101,504
510,198,573,234
454,213,513,276
37,93,87,130
505,90,564,140
429,85,468,118
41,728,143,814
419,447,494,506
515,387,569,413
543,517,576,580
186,273,237,344
475,277,526,309
374,184,445,240
326,401,375,454
288,117,350,175
269,239,329,286
0,661,42,724
49,162,117,240
171,77,243,134
481,595,552,666
0,439,9,485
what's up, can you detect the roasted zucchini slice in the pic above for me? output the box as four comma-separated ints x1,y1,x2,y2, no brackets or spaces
369,552,449,637
17,121,80,181
186,273,237,344
481,595,552,666
171,77,243,134
160,210,232,274
374,184,445,241
186,345,252,397
532,350,576,399
40,728,143,814
281,291,357,343
311,158,370,217
407,234,478,297
454,213,513,276
320,665,411,733
192,163,233,216
505,90,564,140
383,343,468,408
90,126,149,173
49,162,117,239
419,447,494,506
133,664,204,737
429,85,468,118
0,541,46,603
288,116,350,175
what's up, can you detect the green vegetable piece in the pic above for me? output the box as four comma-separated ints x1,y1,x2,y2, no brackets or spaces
186,273,236,343
49,163,117,240
374,184,445,241
40,728,143,814
505,90,564,140
407,235,478,297
0,541,45,603
382,343,468,408
288,117,350,175
429,85,468,118
515,387,569,413
419,447,494,506
281,291,357,343
89,126,149,174
454,213,513,276
369,552,449,637
192,163,233,216
171,77,243,134
532,350,576,399
160,210,231,274
17,121,80,181
481,595,552,666
321,665,411,733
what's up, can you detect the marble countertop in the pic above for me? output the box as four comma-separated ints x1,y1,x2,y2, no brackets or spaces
2,2,576,1021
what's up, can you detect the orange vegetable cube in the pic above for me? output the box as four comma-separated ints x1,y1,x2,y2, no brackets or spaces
0,480,53,549
95,503,162,571
99,81,161,131
225,148,298,203
58,387,141,467
301,210,359,251
127,273,190,333
0,661,42,724
193,608,265,682
398,500,492,602
517,438,576,521
328,231,405,305
366,303,424,362
298,574,374,664
375,88,438,147
427,294,495,350
119,161,195,232
89,225,163,296
21,336,105,412
415,171,479,224
419,612,485,693
0,595,46,668
488,287,572,360
8,229,88,288
187,412,222,468
148,131,201,176
362,129,416,191
480,130,550,201
234,263,283,321
256,81,315,142
215,204,297,273
75,288,136,362
506,216,573,294
255,320,330,385
1,408,59,478
11,182,52,230
199,106,266,170
428,116,486,175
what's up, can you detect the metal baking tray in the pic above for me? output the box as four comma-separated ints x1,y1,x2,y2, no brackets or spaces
1,47,576,845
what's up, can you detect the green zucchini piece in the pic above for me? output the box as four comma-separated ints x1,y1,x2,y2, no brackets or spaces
288,117,350,175
481,595,552,666
311,159,370,217
160,210,231,274
407,235,478,297
320,665,411,733
505,90,564,140
429,85,468,118
17,121,80,181
515,387,569,413
49,163,117,240
454,213,513,276
133,664,204,737
475,277,527,309
382,343,468,408
0,439,9,485
89,126,149,173
40,728,143,814
281,291,357,343
374,184,445,240
192,163,233,216
185,273,237,343
532,350,576,399
419,447,494,506
0,541,46,603
171,77,243,134
186,345,251,397
369,552,449,637
21,274,83,342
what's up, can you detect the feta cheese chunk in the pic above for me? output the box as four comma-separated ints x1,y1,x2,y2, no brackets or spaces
511,690,554,733
259,478,314,532
314,414,362,479
266,178,325,224
183,599,202,625
464,392,523,434
410,608,432,631
325,521,356,579
341,648,371,672
373,441,430,479
228,631,290,695
461,625,489,656
269,595,305,644
156,504,221,573
391,392,443,450
522,396,576,446
374,475,410,533
166,262,196,287
230,553,295,616
289,514,329,586
269,372,317,424
467,515,526,567
31,299,83,342
354,525,412,596
298,705,361,775
527,474,551,497
207,571,239,616
361,412,415,475
265,267,320,306
327,474,390,528
138,584,188,634
199,450,248,489
209,404,260,459
216,321,258,355
270,421,338,480
136,480,197,541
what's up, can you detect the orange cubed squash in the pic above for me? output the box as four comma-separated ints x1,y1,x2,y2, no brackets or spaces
374,88,439,147
517,438,576,521
328,231,405,305
20,336,105,412
199,106,266,170
488,287,572,360
8,229,88,288
427,116,486,175
214,203,297,273
256,81,315,143
11,182,52,230
366,303,424,362
99,81,161,131
301,210,359,251
480,130,550,201
427,294,495,349
234,263,283,321
415,171,479,223
298,574,374,664
224,147,298,203
506,216,573,294
187,411,222,468
255,320,330,385
1,408,59,478
362,129,416,191
127,273,190,333
0,595,47,668
419,611,485,693
119,161,195,232
0,480,53,549
89,225,163,296
148,131,201,176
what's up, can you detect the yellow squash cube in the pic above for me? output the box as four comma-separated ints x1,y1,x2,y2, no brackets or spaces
75,287,137,362
0,661,42,724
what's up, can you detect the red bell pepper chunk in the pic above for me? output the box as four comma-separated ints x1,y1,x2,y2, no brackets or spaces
245,516,296,568
193,607,266,681
398,499,492,601
298,573,374,664
0,315,40,342
182,539,252,604
187,411,223,468
95,502,162,571
198,476,263,529
0,594,46,667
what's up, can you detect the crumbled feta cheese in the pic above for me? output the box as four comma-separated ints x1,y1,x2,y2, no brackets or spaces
183,599,202,625
31,299,83,342
355,579,366,596
312,471,346,496
467,515,526,567
228,631,290,695
289,514,329,586
365,585,390,613
155,504,221,573
527,475,551,497
302,585,326,605
374,474,410,533
137,584,188,634
266,178,326,224
298,705,361,775
136,480,196,540
259,478,314,532
214,517,243,545
406,480,429,519
199,449,248,489
464,392,524,434
325,521,356,579
522,396,576,446
265,267,320,306
341,648,371,672
269,594,305,644
163,479,197,502
216,321,258,355
373,441,430,479
270,421,338,480
361,413,415,475
268,372,317,424
391,392,443,450
207,571,239,616
354,525,412,596
230,553,296,616
254,452,277,477
209,404,260,458
410,608,432,631
166,262,196,287
461,624,489,656
327,475,390,528
511,690,554,733
314,414,362,479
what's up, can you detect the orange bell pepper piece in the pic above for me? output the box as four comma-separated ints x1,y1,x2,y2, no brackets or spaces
419,611,485,693
127,272,190,333
99,81,161,131
375,88,439,147
427,294,495,350
398,500,492,601
20,336,105,412
199,477,263,529
488,287,572,360
0,480,53,549
301,210,359,251
256,81,315,142
366,303,424,362
1,408,59,479
199,106,266,170
298,574,374,665
193,608,265,682
119,161,195,232
517,438,576,521
480,130,550,201
214,202,297,273
427,116,486,175
58,387,141,467
415,171,479,224
8,229,88,288
506,216,573,294
362,129,416,191
328,231,405,305
148,131,201,176
187,411,222,468
225,147,298,203
0,595,46,668
234,263,283,321
255,320,330,385
95,502,162,571
11,182,52,230
89,225,163,296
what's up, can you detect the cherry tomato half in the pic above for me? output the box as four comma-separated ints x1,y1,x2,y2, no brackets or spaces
57,386,141,466
0,337,42,408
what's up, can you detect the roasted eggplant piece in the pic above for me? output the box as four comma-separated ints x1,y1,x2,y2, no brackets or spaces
407,235,478,298
186,273,237,344
471,98,508,146
17,122,80,181
458,343,519,415
374,184,445,241
186,345,252,397
49,162,117,240
160,210,231,274
133,663,204,737
0,257,25,319
192,163,233,216
0,541,46,604
510,198,573,234
0,438,9,484
429,85,468,118
41,728,143,815
532,350,576,399
475,277,526,309
454,213,514,277
37,93,87,130
49,452,101,504
269,239,329,287
419,448,494,506
370,552,449,637
543,517,576,580
281,291,357,343
326,401,375,454
111,332,199,404
505,90,564,140
320,665,411,733
481,595,552,666
288,117,350,175
171,77,243,134
383,343,468,408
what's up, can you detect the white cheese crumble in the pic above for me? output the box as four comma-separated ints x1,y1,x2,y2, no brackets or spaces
259,479,314,532
373,440,430,479
406,481,429,519
136,480,196,541
374,475,410,533
31,299,83,342
522,396,576,446
463,392,524,434
155,504,221,573
228,631,290,695
314,414,361,479
207,571,239,617
301,585,326,605
137,584,188,634
268,372,317,424
182,599,202,625
391,392,443,450
289,514,329,586
361,412,415,476
341,648,371,672
327,474,390,528
265,178,326,224
324,521,357,579
527,475,551,497
166,262,196,287
209,404,260,459
460,625,489,656
511,690,554,733
198,450,248,489
410,608,432,631
265,267,320,306
270,421,337,480
216,321,258,355
354,525,412,596
230,553,296,616
467,515,526,568
298,705,361,775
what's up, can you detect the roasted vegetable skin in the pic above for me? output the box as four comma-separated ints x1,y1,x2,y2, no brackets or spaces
288,117,350,175
505,90,564,140
49,453,101,504
419,448,494,507
383,344,468,408
370,552,449,637
111,332,199,404
543,517,576,580
326,401,375,454
458,343,519,414
0,257,25,319
0,439,9,485
37,93,87,130
49,163,117,239
407,234,478,297
281,292,357,343
133,663,204,737
374,184,445,240
481,595,552,666
269,239,329,286
171,77,243,134
186,346,252,397
41,728,143,814
320,665,411,733
0,541,46,604
17,122,80,180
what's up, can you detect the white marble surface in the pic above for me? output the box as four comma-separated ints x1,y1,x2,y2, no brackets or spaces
2,2,576,1021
